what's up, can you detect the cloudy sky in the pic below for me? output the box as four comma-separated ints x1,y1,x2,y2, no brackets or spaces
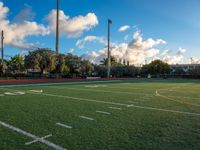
1,0,200,65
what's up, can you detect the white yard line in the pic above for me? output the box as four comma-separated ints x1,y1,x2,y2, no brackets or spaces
109,107,122,110
56,123,72,129
46,86,153,97
32,92,129,107
0,120,66,150
128,105,200,116
79,116,94,121
25,134,52,145
2,87,200,117
96,111,110,115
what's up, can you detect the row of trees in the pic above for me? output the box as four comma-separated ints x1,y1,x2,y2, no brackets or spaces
1,48,199,78
0,48,94,78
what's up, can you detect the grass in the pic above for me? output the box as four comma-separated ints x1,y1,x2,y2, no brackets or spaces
0,79,200,150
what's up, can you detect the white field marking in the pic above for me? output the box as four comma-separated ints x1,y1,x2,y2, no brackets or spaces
127,104,200,117
56,123,72,129
29,90,43,93
158,93,200,107
4,91,25,95
79,116,94,121
30,92,129,107
25,134,52,145
156,90,200,107
0,120,66,150
85,85,107,88
168,95,200,100
128,101,139,104
28,91,200,117
0,94,4,96
3,87,200,117
47,86,153,97
109,107,122,110
0,80,123,88
96,111,111,115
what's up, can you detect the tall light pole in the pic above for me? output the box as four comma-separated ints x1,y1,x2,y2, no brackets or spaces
55,0,59,55
107,19,112,78
1,30,4,62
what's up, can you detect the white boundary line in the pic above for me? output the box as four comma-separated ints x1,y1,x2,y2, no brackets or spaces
25,134,52,145
2,87,200,117
128,105,200,116
46,86,151,97
56,123,72,129
96,111,110,115
109,107,122,110
0,120,66,150
79,116,94,121
29,91,200,117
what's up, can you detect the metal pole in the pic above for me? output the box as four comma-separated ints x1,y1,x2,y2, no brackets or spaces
56,0,59,55
1,30,4,61
107,19,112,78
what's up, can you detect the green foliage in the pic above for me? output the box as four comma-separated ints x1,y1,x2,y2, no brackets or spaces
100,56,122,67
25,48,55,74
142,60,170,76
111,66,138,77
7,55,25,74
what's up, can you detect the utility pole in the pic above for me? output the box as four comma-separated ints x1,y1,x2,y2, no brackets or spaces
55,0,59,55
1,30,4,62
107,19,112,78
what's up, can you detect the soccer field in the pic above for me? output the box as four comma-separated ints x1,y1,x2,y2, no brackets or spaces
0,79,200,150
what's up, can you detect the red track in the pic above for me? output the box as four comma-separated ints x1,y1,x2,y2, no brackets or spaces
0,78,129,85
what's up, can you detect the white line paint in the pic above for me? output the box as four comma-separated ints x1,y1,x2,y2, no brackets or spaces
30,92,200,117
128,101,139,104
127,105,200,116
0,120,66,150
48,86,151,97
25,134,52,145
56,123,72,129
109,107,122,110
0,94,4,96
29,90,43,93
79,116,94,121
32,92,129,107
3,87,200,117
4,91,25,95
96,111,110,115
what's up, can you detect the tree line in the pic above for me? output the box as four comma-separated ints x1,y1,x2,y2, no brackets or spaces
0,48,199,79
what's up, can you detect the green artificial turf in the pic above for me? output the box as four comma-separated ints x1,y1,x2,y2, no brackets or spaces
0,79,200,150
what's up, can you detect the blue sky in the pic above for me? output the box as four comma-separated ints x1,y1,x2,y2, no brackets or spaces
1,0,200,64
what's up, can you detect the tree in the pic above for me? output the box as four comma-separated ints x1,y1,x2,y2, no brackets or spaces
142,60,170,76
25,48,55,74
65,53,82,76
100,56,122,67
80,60,94,77
7,55,25,74
54,54,67,73
0,59,7,76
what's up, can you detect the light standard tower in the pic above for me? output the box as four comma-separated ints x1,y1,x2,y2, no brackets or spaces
1,30,4,62
107,19,112,78
55,0,60,55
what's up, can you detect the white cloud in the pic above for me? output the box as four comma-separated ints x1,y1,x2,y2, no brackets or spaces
162,48,186,64
0,2,50,50
46,10,98,38
118,25,130,32
76,35,106,48
82,31,166,65
189,57,200,64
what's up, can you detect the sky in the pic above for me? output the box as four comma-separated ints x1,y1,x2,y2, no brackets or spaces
0,0,200,65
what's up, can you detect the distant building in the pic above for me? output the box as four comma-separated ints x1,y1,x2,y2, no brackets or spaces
170,64,200,73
